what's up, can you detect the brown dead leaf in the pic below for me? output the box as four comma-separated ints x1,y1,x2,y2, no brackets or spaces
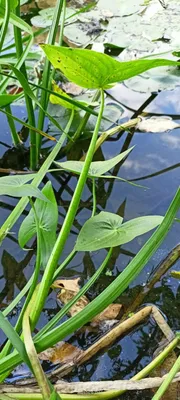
52,278,80,292
39,341,82,364
62,82,83,96
92,304,123,325
57,287,123,324
57,289,89,317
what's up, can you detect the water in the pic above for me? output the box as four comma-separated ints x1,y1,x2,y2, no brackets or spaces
1,1,180,399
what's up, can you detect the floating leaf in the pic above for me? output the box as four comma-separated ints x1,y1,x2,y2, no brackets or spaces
18,182,58,268
137,116,180,133
75,211,163,251
0,174,49,201
55,147,133,177
41,45,180,89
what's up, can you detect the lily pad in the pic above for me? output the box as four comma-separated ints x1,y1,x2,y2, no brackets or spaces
137,116,180,133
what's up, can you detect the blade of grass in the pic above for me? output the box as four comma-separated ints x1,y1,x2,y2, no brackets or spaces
36,0,64,163
152,353,180,400
13,2,36,170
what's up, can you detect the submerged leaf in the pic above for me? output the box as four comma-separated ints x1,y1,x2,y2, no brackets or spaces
41,45,180,89
75,211,164,251
137,116,180,133
18,182,58,268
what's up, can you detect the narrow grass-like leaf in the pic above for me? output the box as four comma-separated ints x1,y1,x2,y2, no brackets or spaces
75,212,163,251
41,46,180,89
0,312,29,367
19,182,58,268
0,94,21,107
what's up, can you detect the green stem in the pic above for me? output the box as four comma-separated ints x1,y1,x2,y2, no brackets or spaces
0,110,74,243
22,289,51,400
36,0,64,163
31,89,104,327
92,178,96,217
5,104,21,146
13,3,36,170
0,0,10,52
61,90,100,157
152,353,180,400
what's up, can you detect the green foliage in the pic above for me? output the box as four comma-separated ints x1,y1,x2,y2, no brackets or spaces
0,93,21,107
19,182,58,268
0,0,18,11
75,211,164,251
56,147,133,177
41,45,180,89
0,174,49,201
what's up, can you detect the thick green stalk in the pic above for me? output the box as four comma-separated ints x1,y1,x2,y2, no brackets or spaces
23,289,51,400
13,2,36,170
61,90,100,157
0,110,74,243
152,353,180,399
36,0,64,161
31,89,104,327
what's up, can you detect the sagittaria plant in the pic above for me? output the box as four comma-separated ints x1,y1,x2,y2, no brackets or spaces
1,45,180,400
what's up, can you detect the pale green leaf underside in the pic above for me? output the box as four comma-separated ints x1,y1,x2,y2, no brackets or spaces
41,45,180,89
18,182,58,268
0,174,49,201
75,211,164,251
55,147,133,177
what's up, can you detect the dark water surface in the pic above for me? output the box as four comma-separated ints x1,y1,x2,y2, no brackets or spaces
1,2,180,399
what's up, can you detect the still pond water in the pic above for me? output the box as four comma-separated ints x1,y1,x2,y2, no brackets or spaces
1,1,180,399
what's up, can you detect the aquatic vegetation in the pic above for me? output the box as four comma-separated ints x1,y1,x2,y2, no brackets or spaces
0,1,180,399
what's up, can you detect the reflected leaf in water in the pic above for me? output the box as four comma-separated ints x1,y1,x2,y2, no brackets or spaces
1,250,27,303
137,116,180,133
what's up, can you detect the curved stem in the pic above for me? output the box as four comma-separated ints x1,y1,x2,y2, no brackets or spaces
0,0,10,52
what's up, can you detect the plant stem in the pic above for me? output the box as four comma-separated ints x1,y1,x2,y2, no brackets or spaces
5,104,21,146
152,353,180,400
13,2,36,170
92,178,96,217
31,89,104,327
0,110,74,243
36,0,64,163
0,0,10,52
61,90,100,157
22,289,51,400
